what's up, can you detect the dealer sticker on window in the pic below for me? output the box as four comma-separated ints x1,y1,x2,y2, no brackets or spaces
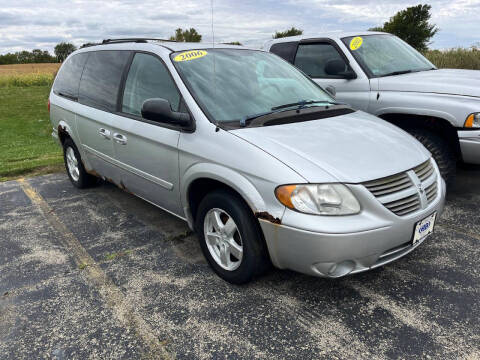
174,50,208,62
349,36,363,51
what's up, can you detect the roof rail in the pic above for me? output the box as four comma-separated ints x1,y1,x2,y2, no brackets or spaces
101,38,175,44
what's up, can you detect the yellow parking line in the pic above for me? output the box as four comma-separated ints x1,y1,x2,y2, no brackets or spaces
17,178,172,359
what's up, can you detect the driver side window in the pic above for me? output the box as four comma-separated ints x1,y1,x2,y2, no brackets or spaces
122,53,181,116
294,43,346,78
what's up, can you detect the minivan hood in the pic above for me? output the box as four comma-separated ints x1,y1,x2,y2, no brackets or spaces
231,111,430,183
378,69,480,97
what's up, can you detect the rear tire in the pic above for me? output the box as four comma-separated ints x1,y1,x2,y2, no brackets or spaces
409,129,456,187
195,190,270,284
63,138,97,189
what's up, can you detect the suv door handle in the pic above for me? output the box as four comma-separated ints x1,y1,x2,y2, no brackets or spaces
113,133,127,145
99,128,111,139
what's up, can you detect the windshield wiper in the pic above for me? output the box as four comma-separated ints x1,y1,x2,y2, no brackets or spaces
271,99,339,111
240,100,343,127
381,70,414,77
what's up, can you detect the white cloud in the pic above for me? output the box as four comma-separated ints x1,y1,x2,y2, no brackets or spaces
0,0,478,54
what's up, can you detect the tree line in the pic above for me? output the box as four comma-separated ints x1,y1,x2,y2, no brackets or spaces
0,6,438,65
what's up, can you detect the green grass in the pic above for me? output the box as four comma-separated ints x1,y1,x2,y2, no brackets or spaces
0,85,63,181
0,73,54,88
425,48,480,70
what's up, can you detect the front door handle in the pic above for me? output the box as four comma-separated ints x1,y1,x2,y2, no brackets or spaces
99,128,111,139
113,133,127,145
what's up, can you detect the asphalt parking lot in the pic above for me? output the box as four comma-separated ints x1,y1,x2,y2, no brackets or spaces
1,167,479,359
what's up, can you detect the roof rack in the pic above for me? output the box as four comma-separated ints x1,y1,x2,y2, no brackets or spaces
101,38,175,44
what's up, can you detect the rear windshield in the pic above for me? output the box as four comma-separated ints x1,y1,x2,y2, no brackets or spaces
171,49,333,123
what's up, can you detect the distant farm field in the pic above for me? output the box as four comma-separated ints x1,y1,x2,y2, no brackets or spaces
0,63,59,87
0,64,63,180
425,48,480,70
0,63,60,76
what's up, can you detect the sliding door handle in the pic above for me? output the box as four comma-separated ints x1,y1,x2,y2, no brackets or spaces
98,128,111,139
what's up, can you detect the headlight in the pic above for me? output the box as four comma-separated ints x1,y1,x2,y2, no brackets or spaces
465,113,480,128
275,184,361,215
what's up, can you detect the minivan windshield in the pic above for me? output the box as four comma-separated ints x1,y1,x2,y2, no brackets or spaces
171,49,335,123
342,35,436,77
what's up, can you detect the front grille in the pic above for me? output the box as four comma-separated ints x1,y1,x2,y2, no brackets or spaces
413,160,434,181
384,194,421,216
363,172,412,197
425,181,437,203
363,159,438,217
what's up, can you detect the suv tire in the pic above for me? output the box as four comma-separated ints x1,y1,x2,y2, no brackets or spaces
63,138,97,189
195,190,270,284
409,129,456,187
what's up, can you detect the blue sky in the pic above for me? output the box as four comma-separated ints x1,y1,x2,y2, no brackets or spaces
0,0,478,54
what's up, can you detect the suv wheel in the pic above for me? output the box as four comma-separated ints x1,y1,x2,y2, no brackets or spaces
63,138,97,188
195,190,270,284
409,129,456,187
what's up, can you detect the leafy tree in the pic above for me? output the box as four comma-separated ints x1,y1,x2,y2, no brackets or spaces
54,42,77,62
0,49,55,64
273,27,303,39
169,28,202,42
369,4,438,52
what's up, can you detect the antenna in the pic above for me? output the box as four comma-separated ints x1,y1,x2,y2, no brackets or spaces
211,0,215,47
211,0,219,130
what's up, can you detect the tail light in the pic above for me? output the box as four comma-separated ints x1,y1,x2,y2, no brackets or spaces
48,99,50,113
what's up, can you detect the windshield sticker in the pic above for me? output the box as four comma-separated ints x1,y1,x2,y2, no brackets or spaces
174,50,208,62
349,37,363,51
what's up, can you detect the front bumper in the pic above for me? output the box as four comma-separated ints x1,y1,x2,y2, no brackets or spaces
259,178,446,278
458,130,480,165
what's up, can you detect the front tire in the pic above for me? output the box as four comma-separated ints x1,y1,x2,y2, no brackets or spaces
195,190,270,284
63,138,97,189
409,129,456,187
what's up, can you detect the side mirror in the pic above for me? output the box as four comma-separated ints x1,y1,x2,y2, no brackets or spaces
324,59,356,79
141,98,192,128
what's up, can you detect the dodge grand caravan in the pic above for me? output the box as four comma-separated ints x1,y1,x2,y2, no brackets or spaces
50,39,445,284
265,32,480,185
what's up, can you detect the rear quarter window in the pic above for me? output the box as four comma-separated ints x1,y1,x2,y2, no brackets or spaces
269,42,298,64
53,53,89,100
78,50,131,112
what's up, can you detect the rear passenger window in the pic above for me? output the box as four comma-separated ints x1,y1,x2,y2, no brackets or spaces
270,42,298,63
122,53,181,116
294,43,345,78
78,51,131,112
53,53,88,100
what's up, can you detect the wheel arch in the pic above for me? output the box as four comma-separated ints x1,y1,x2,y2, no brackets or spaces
181,163,268,230
378,112,461,157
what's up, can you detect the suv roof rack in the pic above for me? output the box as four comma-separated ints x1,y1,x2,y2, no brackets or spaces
101,38,175,44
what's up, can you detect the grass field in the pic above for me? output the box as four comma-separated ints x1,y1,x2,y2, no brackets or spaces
0,63,58,88
0,85,63,181
425,48,480,70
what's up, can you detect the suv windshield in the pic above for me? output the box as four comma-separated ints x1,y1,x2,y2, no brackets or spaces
342,34,436,77
171,49,334,123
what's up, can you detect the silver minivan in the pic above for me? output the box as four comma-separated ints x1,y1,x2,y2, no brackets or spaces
50,39,445,283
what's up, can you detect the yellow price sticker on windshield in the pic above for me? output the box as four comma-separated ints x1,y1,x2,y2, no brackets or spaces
174,50,208,62
349,37,363,51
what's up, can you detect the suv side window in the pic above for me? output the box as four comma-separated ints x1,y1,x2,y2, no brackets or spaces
294,43,346,78
270,42,298,63
122,53,181,116
53,53,88,100
78,50,131,112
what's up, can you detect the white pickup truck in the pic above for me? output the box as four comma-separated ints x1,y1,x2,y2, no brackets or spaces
264,31,480,185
